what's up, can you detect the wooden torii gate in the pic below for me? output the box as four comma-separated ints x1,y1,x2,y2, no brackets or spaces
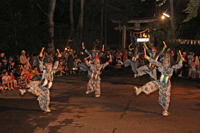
111,17,156,48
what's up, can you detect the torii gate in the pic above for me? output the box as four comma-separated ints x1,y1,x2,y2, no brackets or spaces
111,17,156,48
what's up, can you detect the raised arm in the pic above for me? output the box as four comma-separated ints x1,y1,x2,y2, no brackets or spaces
39,47,45,71
101,60,111,70
172,50,184,70
157,41,167,57
144,47,162,67
143,42,152,57
128,43,133,52
82,42,91,56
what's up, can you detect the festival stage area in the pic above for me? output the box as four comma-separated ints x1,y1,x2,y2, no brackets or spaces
0,73,200,133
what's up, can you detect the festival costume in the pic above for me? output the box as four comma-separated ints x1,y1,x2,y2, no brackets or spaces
134,54,183,116
79,48,103,78
124,47,142,75
39,55,59,89
136,44,165,80
19,51,60,112
85,56,110,97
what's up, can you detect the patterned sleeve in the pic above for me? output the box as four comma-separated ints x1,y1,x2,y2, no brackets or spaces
172,60,183,70
147,57,163,67
157,47,165,57
39,60,44,71
85,49,91,56
100,62,109,70
85,60,93,67
146,48,152,57
52,61,59,73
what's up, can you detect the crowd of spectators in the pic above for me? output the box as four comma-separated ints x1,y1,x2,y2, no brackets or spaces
0,45,200,92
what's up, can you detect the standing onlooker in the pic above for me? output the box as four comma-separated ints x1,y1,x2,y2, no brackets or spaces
178,52,188,78
67,50,75,74
20,50,27,65
0,52,6,63
26,56,31,71
170,50,175,66
8,61,16,73
194,55,199,70
188,51,194,77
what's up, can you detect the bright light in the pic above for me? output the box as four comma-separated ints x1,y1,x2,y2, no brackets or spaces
137,38,149,42
163,13,170,18
161,15,165,19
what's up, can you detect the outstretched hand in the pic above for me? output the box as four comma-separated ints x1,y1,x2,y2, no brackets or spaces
102,45,104,52
39,47,44,57
82,42,85,49
163,41,167,48
57,49,62,57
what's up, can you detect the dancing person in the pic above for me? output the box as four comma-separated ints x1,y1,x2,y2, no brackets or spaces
134,48,184,116
84,56,111,97
136,41,167,80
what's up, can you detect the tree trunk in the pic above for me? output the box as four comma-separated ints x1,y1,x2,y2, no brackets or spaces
65,0,74,50
100,0,104,45
70,0,74,31
78,0,85,46
170,0,174,31
104,0,107,47
170,0,175,45
48,0,56,54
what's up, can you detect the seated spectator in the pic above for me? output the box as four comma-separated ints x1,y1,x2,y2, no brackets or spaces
0,62,3,75
30,66,42,81
55,64,65,77
8,71,18,88
64,62,69,75
2,71,13,90
72,58,78,74
115,57,123,69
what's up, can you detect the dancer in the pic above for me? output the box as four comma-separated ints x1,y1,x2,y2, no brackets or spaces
79,42,104,78
136,41,167,80
134,49,184,116
124,43,143,77
82,42,104,62
84,56,111,97
19,48,61,112
39,48,61,89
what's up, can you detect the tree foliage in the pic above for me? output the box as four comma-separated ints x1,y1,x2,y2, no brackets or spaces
183,0,200,22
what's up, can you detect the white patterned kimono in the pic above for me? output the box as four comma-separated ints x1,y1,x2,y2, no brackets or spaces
85,60,109,96
39,60,59,82
26,81,50,111
124,48,142,74
139,57,183,111
137,48,165,81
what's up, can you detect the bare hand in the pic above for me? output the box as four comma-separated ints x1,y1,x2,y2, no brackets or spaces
39,47,44,57
82,42,85,49
163,41,167,48
102,45,104,52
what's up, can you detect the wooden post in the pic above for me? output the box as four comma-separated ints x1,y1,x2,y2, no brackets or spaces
122,25,126,49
